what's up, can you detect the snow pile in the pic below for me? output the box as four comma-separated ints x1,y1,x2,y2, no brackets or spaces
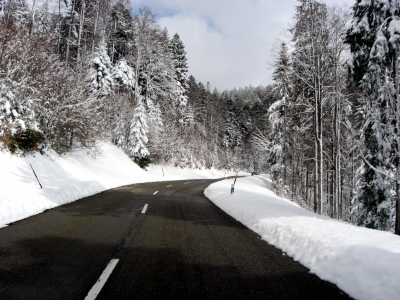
204,176,400,300
0,142,243,228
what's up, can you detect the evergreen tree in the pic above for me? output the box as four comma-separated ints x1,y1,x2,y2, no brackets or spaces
268,42,292,187
32,1,52,38
2,0,29,29
114,115,126,150
111,59,136,93
109,2,133,62
87,41,114,95
127,100,149,160
0,82,38,139
170,33,189,112
346,0,400,232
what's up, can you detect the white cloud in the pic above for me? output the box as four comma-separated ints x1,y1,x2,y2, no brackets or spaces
150,0,295,91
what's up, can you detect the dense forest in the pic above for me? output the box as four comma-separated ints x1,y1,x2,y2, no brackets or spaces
0,0,399,234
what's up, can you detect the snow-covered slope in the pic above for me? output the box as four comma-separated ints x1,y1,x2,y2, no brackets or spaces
204,176,400,300
0,142,242,228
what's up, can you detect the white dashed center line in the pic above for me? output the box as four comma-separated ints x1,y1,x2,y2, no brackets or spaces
166,185,172,187
153,191,158,195
141,204,149,214
85,259,119,300
184,182,190,184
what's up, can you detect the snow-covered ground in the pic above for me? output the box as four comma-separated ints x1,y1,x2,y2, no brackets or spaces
204,176,400,300
0,142,243,228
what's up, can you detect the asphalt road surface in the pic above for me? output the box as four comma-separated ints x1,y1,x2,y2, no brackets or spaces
0,179,352,300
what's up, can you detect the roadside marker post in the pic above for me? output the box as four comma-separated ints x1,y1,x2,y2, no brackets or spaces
29,164,42,188
231,173,239,194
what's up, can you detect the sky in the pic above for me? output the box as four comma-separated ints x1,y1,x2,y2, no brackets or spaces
129,0,351,91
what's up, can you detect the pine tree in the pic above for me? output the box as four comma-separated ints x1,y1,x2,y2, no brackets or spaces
346,0,400,232
127,100,149,161
32,1,52,38
109,2,133,62
87,41,114,95
114,115,126,150
170,33,189,113
111,59,136,93
2,0,29,29
183,103,194,125
0,83,15,136
268,42,292,187
0,82,38,139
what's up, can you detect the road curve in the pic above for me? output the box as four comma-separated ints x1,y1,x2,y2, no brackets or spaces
0,179,351,300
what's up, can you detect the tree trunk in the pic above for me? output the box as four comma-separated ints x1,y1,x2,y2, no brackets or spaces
76,0,85,66
394,50,400,235
66,0,75,66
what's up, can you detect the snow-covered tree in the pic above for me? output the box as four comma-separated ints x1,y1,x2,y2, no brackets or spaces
109,1,133,62
170,33,189,112
183,103,194,125
112,59,136,93
127,100,149,160
346,0,400,232
87,41,114,95
32,0,53,38
113,117,125,149
268,42,292,186
1,0,29,28
0,83,37,136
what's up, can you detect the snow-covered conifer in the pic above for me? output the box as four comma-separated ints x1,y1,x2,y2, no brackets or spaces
87,41,114,95
109,2,133,62
127,100,149,159
32,1,52,38
0,83,38,136
114,116,126,150
346,0,400,231
183,103,194,125
112,59,135,92
170,33,189,111
2,0,29,28
268,42,292,185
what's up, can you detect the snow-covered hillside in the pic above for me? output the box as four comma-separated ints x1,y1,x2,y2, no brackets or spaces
205,176,400,300
0,142,242,228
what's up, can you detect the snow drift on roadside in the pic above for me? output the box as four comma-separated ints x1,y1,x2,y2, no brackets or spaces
0,142,242,228
204,176,400,300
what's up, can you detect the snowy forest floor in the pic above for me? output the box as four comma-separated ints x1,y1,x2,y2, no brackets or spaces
205,177,400,300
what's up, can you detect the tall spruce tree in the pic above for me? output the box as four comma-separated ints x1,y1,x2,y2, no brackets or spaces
87,41,114,95
170,33,189,114
268,42,292,188
127,100,149,164
346,0,400,232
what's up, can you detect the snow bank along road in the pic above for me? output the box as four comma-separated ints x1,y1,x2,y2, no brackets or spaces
0,179,351,299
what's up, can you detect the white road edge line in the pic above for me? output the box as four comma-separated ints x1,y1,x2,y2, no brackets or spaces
85,259,119,300
153,191,158,195
141,204,149,214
